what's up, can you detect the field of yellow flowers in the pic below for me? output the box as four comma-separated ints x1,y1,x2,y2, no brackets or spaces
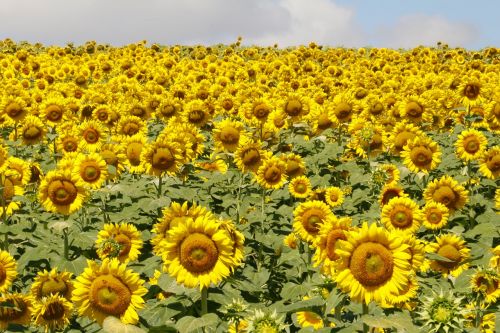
0,38,498,332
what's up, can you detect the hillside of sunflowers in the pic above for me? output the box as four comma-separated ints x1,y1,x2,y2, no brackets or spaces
0,38,498,332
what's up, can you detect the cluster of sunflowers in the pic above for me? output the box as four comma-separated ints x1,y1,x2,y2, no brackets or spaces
0,37,498,332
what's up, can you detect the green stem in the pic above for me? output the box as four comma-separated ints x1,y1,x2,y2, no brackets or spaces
260,188,266,233
157,173,163,199
63,228,69,260
201,287,208,316
362,303,369,333
235,174,244,224
334,304,342,321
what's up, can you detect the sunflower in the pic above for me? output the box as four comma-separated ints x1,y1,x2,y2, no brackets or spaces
152,202,212,256
55,128,81,155
455,128,488,161
464,303,495,333
325,187,344,208
293,200,334,244
140,139,183,177
5,156,31,186
234,138,268,173
379,183,408,206
242,97,273,124
255,156,287,190
401,136,441,173
0,293,33,329
73,153,108,189
218,219,245,271
161,214,236,289
38,169,88,215
283,233,298,249
0,95,29,124
0,251,17,293
95,223,143,263
470,269,500,304
457,77,484,107
281,153,306,179
398,233,426,272
288,175,312,199
312,216,352,275
381,197,422,234
328,91,361,123
379,164,400,184
99,143,126,180
281,93,312,121
162,122,205,159
183,100,212,127
116,115,147,138
30,269,74,301
383,275,419,310
78,119,107,152
32,294,73,332
72,258,147,325
39,95,68,126
154,98,182,121
296,310,324,330
196,159,228,174
0,173,24,217
17,115,46,145
0,145,8,174
479,146,500,179
212,118,247,152
122,134,147,174
335,222,411,305
398,95,430,123
427,234,470,277
388,121,424,154
422,202,450,230
424,176,469,212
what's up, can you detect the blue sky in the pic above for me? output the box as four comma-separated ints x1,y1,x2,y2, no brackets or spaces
0,0,498,48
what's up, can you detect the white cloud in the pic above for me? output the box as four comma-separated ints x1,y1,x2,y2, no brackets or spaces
373,14,478,48
245,0,363,47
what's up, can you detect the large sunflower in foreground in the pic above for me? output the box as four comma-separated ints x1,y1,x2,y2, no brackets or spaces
335,222,411,305
161,214,235,289
38,169,88,215
423,175,469,212
401,135,441,173
72,258,147,325
426,234,470,278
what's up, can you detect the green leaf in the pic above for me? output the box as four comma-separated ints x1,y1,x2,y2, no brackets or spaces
277,296,324,313
175,313,219,333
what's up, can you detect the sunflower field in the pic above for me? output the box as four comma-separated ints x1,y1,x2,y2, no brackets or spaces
0,38,498,333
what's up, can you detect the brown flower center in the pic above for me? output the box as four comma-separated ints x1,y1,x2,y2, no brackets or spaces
432,186,456,209
23,126,42,140
220,126,240,144
241,148,260,167
179,233,218,273
464,83,480,99
46,104,63,122
410,145,433,167
83,128,99,144
115,233,132,257
151,148,175,171
63,138,78,152
122,122,140,136
285,99,303,116
253,103,270,119
405,101,423,118
463,136,480,154
126,142,143,166
42,301,66,321
188,110,206,124
264,165,282,184
334,102,352,121
47,180,78,206
394,131,417,151
390,207,412,228
90,275,131,316
40,279,68,298
485,153,500,172
350,242,394,286
5,102,23,118
82,165,100,182
427,210,442,224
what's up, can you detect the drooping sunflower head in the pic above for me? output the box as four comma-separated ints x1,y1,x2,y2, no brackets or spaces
422,202,450,230
0,293,33,329
255,156,287,190
424,175,469,212
280,153,306,179
288,175,312,199
30,269,74,301
38,168,88,215
381,197,422,234
293,200,334,244
455,128,488,161
427,233,470,277
335,222,412,305
379,183,408,206
72,258,147,325
32,294,73,332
